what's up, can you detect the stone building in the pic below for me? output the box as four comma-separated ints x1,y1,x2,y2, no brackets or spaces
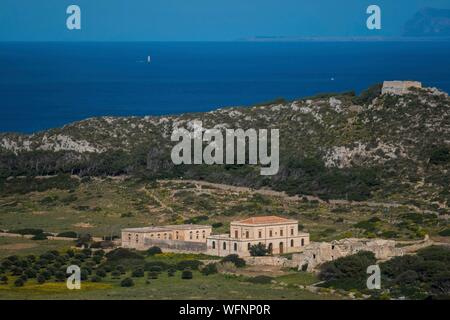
206,216,310,257
291,238,403,272
382,81,422,95
121,224,212,251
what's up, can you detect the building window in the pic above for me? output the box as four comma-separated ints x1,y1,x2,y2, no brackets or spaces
258,231,262,238
189,231,193,240
202,230,206,239
234,243,237,251
291,228,294,236
196,231,199,239
269,230,273,237
164,233,167,239
245,231,249,239
280,229,283,236
176,231,179,239
223,242,227,250
135,234,139,243
157,233,161,239
234,230,238,238
301,238,304,246
291,239,294,247
212,241,215,249
128,233,131,241
248,243,251,250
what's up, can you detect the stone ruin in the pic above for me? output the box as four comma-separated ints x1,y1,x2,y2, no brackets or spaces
291,238,404,272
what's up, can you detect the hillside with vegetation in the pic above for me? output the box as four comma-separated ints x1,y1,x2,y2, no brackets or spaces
0,84,449,214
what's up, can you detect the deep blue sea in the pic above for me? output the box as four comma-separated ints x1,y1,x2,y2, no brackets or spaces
1,41,450,133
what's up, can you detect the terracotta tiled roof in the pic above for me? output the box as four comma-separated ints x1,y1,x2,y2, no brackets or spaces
234,216,296,225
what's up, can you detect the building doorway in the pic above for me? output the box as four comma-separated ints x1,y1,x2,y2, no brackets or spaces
279,242,284,254
268,243,273,254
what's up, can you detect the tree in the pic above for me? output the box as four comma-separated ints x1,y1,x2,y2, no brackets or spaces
146,246,162,256
181,269,193,280
95,269,107,278
201,263,218,276
167,268,176,277
120,278,134,287
14,278,25,287
221,254,246,268
37,274,46,284
132,268,144,278
0,275,8,284
249,243,269,257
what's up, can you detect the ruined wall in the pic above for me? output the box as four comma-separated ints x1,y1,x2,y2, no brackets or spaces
292,238,406,272
244,256,297,268
143,238,207,253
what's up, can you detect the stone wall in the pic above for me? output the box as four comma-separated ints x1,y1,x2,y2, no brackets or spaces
244,256,297,268
143,238,207,253
291,237,432,272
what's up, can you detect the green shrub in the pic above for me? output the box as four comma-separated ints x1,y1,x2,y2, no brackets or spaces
105,248,144,261
249,243,269,257
438,229,450,237
14,278,25,287
95,269,107,277
147,271,159,279
167,268,176,277
0,275,8,284
221,254,246,268
176,260,203,271
430,146,450,165
144,261,169,271
90,276,101,282
36,274,46,284
201,263,218,276
31,233,48,240
9,228,44,236
148,266,163,273
132,268,145,277
121,278,134,287
56,231,78,238
181,269,193,280
246,275,274,284
146,246,162,256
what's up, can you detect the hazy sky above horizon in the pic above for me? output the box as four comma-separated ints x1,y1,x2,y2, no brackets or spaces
1,0,449,41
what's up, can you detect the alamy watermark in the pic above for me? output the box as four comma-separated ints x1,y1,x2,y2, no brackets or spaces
170,121,279,175
366,265,381,290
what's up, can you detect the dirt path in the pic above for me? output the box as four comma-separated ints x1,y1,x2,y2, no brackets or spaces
164,179,443,217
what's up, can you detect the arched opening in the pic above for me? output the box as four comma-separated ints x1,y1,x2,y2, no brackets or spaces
223,242,227,250
268,243,273,254
290,239,294,247
234,243,237,251
212,241,216,249
247,243,251,250
279,242,284,254
301,238,304,246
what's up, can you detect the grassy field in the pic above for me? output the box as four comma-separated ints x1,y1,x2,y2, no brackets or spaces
0,237,72,260
0,270,337,300
0,176,447,241
0,245,338,300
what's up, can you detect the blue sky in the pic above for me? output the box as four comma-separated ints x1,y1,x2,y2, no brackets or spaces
0,0,449,41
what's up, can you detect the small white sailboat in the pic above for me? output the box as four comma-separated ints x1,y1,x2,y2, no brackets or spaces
147,55,151,63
